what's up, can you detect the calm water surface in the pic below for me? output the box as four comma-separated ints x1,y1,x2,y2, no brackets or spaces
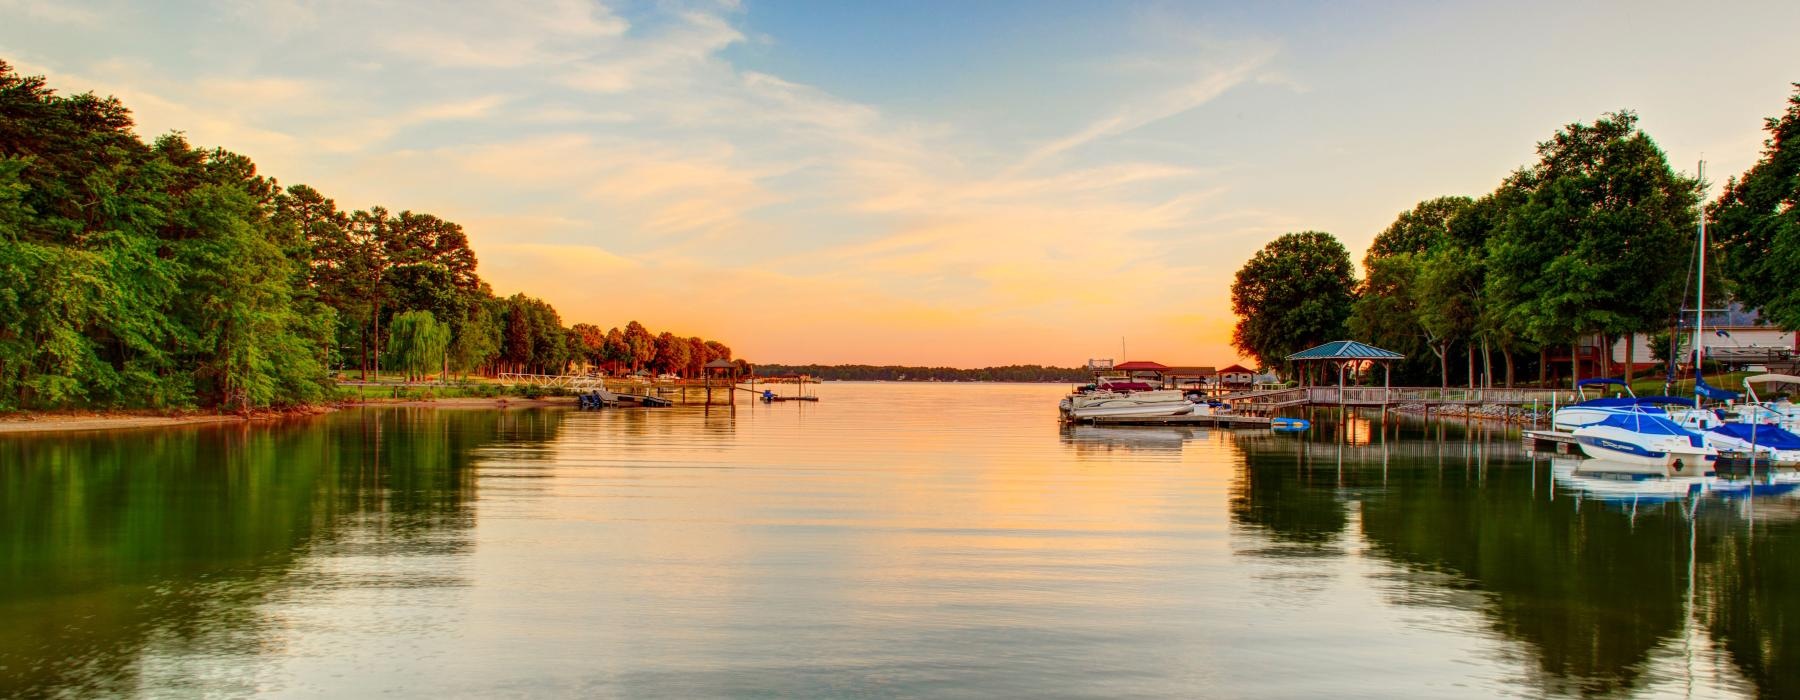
3,383,1796,698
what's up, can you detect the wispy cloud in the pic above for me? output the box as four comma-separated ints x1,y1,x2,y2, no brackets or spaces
6,0,1291,365
1009,49,1276,176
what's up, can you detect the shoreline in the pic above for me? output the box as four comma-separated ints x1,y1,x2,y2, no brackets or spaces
0,397,572,435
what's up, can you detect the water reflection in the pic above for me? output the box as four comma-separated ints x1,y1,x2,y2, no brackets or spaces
1231,409,1798,697
0,408,562,697
5,389,1800,698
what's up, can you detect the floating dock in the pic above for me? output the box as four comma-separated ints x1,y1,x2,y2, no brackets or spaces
1090,414,1271,428
1522,429,1580,454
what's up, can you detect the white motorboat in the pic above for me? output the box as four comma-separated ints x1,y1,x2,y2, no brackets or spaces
1064,390,1195,420
1740,374,1800,432
1553,378,1638,430
1572,410,1716,473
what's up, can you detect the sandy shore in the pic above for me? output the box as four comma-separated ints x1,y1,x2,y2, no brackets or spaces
0,397,573,435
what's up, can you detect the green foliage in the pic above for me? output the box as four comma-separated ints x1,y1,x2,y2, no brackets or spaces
1230,232,1356,368
1484,111,1698,349
1710,84,1800,329
0,62,328,410
1364,196,1473,268
496,294,568,374
385,310,450,381
0,60,738,407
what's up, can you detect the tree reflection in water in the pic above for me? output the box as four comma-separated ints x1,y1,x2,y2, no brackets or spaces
1230,410,1793,697
0,408,562,697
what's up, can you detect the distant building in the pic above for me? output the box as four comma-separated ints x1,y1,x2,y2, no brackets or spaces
1551,305,1798,378
1216,364,1256,389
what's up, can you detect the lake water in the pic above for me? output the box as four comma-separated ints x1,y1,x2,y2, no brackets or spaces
3,383,1795,698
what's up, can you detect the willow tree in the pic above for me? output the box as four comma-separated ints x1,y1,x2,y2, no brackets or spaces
1711,84,1800,329
386,310,450,381
1231,232,1357,374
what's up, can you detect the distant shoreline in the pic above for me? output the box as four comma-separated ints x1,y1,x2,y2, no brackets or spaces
0,397,572,435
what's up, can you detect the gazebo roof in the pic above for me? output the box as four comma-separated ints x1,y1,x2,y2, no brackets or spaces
704,359,735,369
1113,360,1171,371
1287,340,1404,361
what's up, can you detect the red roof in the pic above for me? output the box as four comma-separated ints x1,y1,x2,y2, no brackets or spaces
1217,364,1254,374
1113,360,1171,371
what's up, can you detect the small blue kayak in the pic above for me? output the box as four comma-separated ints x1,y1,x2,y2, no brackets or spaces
1271,417,1311,432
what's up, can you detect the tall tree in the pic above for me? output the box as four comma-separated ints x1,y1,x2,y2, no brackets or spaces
570,323,607,371
624,321,655,372
1364,196,1474,267
1711,84,1800,329
1352,196,1477,386
1485,111,1697,385
1230,232,1357,371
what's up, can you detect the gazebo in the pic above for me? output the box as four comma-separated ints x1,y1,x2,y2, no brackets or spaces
704,358,737,377
1286,340,1405,401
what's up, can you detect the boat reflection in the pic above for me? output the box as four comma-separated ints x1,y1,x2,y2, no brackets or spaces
1058,424,1208,455
1550,456,1711,504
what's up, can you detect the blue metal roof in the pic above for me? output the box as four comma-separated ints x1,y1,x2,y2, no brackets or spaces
1286,340,1404,361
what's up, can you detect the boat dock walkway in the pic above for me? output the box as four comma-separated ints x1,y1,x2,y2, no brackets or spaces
1091,414,1272,428
1224,386,1578,415
1522,429,1581,454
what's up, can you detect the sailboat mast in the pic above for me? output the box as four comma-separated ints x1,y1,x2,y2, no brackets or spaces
1694,160,1707,407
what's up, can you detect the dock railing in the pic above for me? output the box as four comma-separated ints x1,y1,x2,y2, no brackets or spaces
1223,386,1579,412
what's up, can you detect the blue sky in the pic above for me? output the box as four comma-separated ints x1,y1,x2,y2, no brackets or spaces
2,0,1795,365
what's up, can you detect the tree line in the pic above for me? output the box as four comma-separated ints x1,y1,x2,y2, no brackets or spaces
0,60,733,411
1231,86,1800,388
750,364,1091,382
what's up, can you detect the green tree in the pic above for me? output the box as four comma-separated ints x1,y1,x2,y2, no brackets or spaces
449,299,499,377
1230,232,1357,372
1485,111,1697,385
602,327,629,374
385,310,450,381
1365,196,1473,267
1710,84,1800,329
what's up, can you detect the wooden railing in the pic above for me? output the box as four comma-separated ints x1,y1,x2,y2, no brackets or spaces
1223,386,1580,411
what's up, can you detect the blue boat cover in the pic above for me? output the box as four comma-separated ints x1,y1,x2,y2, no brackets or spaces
1595,412,1689,436
1594,412,1707,448
1710,422,1800,450
1577,377,1627,388
1696,375,1741,401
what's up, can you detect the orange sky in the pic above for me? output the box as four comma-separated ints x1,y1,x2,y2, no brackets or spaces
9,1,1795,367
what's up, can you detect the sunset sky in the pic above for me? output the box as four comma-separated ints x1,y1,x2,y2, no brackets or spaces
3,0,1796,367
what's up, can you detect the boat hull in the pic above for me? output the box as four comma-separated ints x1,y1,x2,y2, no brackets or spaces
1068,401,1195,420
1573,431,1713,473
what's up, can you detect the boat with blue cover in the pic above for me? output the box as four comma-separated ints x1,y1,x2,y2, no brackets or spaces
1571,410,1716,472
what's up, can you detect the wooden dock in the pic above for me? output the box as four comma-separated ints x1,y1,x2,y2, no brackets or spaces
1225,386,1577,415
1522,429,1581,454
1091,414,1271,428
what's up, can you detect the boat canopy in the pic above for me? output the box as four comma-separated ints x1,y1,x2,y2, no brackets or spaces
1594,411,1693,437
1711,422,1800,450
1745,374,1800,386
1576,377,1628,388
1696,375,1741,401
